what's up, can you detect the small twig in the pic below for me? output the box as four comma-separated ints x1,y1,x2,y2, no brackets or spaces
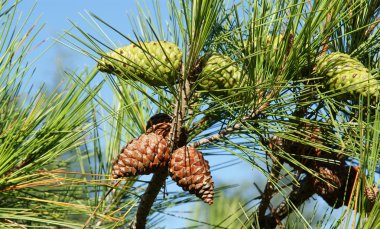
321,12,332,55
365,17,380,37
184,72,193,117
271,206,285,229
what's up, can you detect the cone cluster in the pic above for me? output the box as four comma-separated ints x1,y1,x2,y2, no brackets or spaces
315,52,379,98
111,114,214,204
97,41,182,86
198,54,246,97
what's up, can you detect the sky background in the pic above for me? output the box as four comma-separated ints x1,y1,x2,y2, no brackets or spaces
13,1,343,228
15,1,262,228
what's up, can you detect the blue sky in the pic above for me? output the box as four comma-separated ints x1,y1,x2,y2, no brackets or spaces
16,1,259,228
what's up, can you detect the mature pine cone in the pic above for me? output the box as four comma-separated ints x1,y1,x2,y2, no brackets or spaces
112,133,170,179
282,124,347,171
169,146,214,204
97,41,182,86
315,52,379,98
198,54,246,97
146,113,172,139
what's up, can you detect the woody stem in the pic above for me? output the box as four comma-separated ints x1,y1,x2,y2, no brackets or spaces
130,168,169,229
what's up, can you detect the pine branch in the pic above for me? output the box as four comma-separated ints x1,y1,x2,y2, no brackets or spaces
258,156,284,225
130,168,168,229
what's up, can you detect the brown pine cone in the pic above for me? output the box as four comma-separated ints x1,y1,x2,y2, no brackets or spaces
169,146,214,204
112,133,170,179
146,113,172,139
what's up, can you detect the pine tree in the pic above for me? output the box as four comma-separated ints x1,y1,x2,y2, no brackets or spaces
1,0,380,228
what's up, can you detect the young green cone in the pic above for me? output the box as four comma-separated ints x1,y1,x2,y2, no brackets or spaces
98,41,182,86
198,54,246,98
315,52,379,98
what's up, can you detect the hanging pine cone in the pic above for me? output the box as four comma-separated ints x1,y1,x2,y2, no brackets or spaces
169,146,214,204
97,41,182,86
112,133,170,179
281,123,347,171
364,185,379,212
146,113,172,139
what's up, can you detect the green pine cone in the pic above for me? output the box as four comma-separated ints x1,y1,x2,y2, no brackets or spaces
198,54,246,97
97,41,182,86
315,52,379,98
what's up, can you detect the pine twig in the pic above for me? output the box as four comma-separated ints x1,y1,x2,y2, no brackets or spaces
365,17,380,37
321,12,332,55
